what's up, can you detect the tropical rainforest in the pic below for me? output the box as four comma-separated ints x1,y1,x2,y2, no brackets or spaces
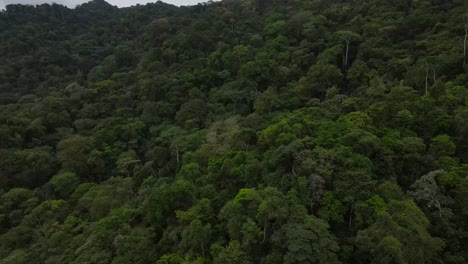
0,0,467,263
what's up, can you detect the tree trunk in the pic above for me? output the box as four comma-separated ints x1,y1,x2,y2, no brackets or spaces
432,65,438,83
291,163,297,178
348,203,354,231
35,215,47,239
344,38,350,69
436,200,442,218
425,61,429,94
176,146,180,173
200,240,205,258
262,218,268,243
464,24,467,66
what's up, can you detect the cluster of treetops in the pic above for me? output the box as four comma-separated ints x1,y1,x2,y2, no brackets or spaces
0,0,467,263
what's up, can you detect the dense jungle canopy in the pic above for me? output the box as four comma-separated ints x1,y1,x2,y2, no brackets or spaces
0,0,467,263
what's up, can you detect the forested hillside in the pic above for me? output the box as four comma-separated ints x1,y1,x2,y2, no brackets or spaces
0,0,467,263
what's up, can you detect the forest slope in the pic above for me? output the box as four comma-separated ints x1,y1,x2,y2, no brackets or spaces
0,0,467,263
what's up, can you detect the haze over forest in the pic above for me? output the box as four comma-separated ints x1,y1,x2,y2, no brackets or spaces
0,0,209,10
0,0,467,263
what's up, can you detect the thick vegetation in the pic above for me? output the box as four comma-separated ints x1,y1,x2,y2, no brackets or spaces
0,0,467,263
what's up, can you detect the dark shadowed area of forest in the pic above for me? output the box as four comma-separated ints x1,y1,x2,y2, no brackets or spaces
0,0,467,263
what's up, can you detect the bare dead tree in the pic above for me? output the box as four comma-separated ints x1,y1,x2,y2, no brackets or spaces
344,36,351,69
334,30,360,70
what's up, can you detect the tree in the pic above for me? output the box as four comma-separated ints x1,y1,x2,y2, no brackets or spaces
356,200,445,264
429,134,456,158
177,199,213,225
257,187,288,243
347,60,371,89
0,147,58,189
77,177,133,220
333,30,361,69
57,136,91,176
254,87,280,115
302,64,343,99
112,228,158,264
372,236,405,264
114,45,137,68
24,199,70,239
156,253,184,264
175,99,208,128
146,179,193,229
116,150,141,177
1,188,38,227
49,172,79,199
268,192,341,264
149,18,171,41
409,170,453,219
318,191,345,224
0,249,32,264
180,219,211,258
213,240,252,264
273,215,341,264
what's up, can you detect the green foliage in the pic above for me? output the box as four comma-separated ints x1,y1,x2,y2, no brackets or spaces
57,136,91,176
146,179,193,229
318,191,345,224
213,240,251,264
49,172,80,199
270,215,341,264
356,199,445,264
0,0,467,263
